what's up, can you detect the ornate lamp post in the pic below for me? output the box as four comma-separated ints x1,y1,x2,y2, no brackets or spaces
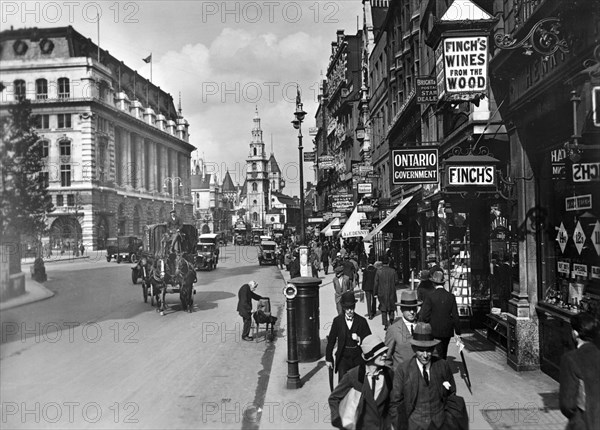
163,177,183,211
292,88,307,245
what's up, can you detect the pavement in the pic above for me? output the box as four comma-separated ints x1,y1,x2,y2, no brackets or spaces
260,268,568,430
1,255,568,429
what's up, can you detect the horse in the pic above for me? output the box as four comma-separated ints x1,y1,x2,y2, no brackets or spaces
149,252,196,315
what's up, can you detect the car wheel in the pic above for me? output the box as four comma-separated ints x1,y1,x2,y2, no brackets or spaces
130,253,138,264
131,270,138,284
106,256,111,262
117,256,122,264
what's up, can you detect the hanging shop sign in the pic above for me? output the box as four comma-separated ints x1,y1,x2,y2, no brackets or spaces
447,165,495,186
360,219,372,228
331,194,354,211
565,194,592,211
572,162,600,182
303,152,316,163
319,155,335,169
573,221,586,255
357,183,373,194
572,264,588,278
357,205,375,213
556,222,568,254
592,266,600,279
416,77,438,104
308,217,324,224
441,36,488,99
308,127,319,136
391,148,439,185
550,148,567,180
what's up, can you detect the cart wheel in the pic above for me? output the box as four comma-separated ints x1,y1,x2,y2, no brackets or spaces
142,283,148,303
131,270,138,284
130,253,138,264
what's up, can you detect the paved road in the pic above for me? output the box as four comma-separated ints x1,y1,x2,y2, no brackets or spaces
1,246,285,429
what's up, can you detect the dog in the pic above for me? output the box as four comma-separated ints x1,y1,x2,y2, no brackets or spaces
253,308,277,341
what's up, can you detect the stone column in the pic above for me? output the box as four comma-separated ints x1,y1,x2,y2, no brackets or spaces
138,134,146,191
123,129,132,188
506,123,539,371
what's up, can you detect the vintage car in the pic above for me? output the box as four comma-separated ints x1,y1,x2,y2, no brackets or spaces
258,240,278,266
235,234,246,246
195,233,219,271
106,236,142,263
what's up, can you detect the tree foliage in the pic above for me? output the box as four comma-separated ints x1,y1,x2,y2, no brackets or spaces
0,99,53,243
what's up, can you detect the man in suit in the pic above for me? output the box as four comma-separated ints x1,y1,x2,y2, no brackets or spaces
385,290,421,369
362,259,378,319
390,322,457,430
333,265,352,315
288,250,301,279
374,256,399,330
166,209,183,253
416,269,435,304
329,334,394,430
326,292,372,382
419,267,461,359
237,280,264,341
559,312,600,430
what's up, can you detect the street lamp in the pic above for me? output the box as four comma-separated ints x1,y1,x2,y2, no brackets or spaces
163,177,183,211
292,88,307,245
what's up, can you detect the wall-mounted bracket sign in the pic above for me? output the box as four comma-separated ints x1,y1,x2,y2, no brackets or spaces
557,261,570,275
391,148,439,185
565,194,592,211
447,165,495,186
357,183,373,194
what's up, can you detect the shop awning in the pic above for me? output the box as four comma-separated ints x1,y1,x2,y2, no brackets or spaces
321,217,340,237
363,195,414,242
339,207,368,239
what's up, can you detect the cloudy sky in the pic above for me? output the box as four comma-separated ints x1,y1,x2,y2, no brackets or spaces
2,0,364,196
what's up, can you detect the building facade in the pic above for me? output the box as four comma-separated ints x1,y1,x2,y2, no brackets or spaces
0,26,194,251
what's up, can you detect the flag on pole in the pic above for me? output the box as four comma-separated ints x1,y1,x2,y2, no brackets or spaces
296,85,301,106
142,54,152,63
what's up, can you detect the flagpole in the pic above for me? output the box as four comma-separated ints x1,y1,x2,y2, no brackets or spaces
97,11,100,61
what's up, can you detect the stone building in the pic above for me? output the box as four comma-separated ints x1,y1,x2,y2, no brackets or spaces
0,26,194,250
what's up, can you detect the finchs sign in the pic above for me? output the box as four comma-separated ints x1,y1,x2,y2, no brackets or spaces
438,36,488,100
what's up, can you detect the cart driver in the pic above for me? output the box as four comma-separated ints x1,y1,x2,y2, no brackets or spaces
166,209,183,253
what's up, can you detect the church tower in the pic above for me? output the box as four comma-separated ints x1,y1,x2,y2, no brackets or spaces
246,107,269,229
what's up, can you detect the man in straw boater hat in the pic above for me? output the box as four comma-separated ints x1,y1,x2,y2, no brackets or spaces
419,266,462,360
389,322,459,430
385,289,422,369
326,291,372,382
329,334,394,430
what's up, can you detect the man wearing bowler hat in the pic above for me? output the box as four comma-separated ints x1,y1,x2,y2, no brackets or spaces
419,267,461,359
326,291,372,382
385,290,421,369
390,322,457,430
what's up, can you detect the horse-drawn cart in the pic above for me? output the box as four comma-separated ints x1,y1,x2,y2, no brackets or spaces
135,223,198,314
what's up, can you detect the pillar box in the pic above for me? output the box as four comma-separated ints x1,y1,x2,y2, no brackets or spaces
289,276,322,362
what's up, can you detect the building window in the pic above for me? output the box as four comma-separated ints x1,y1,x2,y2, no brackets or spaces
58,78,70,98
57,114,71,129
67,194,75,206
36,79,48,99
39,171,49,188
14,79,26,101
252,162,257,171
59,140,71,157
253,200,257,205
252,212,258,221
41,140,49,157
252,182,258,191
253,148,257,156
56,194,64,207
60,164,71,187
34,114,50,129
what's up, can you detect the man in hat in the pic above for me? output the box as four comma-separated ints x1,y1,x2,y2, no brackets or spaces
416,268,435,304
385,290,421,369
374,256,399,330
329,334,394,429
333,265,352,315
237,280,264,341
362,259,378,320
166,209,183,253
419,267,461,359
289,250,301,279
390,322,457,430
326,291,372,382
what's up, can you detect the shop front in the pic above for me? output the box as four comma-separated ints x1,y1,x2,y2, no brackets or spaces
489,0,600,377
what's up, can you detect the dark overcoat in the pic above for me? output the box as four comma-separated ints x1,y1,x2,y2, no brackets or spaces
374,266,399,312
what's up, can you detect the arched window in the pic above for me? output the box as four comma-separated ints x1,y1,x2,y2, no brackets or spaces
58,77,70,98
252,182,258,192
13,79,26,101
252,212,258,221
36,78,48,99
252,162,257,171
253,148,257,156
